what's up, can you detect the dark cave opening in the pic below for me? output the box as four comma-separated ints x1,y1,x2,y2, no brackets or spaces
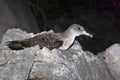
27,0,120,54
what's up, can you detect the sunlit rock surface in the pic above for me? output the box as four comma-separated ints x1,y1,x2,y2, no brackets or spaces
0,29,114,80
103,44,120,80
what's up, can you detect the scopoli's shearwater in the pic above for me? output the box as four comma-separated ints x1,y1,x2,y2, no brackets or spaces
6,24,93,50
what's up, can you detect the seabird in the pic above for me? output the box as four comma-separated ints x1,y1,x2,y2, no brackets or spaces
6,24,93,50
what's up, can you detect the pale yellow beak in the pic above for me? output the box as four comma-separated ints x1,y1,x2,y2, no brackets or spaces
82,31,93,38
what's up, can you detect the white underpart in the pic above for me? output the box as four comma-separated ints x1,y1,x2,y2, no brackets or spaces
59,32,76,50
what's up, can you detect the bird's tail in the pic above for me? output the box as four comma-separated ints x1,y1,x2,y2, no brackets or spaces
6,40,28,50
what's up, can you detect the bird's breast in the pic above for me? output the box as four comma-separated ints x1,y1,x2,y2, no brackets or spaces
59,37,75,50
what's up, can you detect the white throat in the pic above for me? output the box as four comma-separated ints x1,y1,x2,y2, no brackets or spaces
59,31,76,50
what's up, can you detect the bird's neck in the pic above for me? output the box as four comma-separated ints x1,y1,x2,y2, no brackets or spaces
62,30,76,39
59,31,76,50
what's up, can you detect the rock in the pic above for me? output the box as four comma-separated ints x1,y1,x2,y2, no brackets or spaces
0,29,114,80
0,0,40,42
103,43,120,80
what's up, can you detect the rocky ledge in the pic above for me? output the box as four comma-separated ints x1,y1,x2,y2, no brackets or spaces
0,29,118,80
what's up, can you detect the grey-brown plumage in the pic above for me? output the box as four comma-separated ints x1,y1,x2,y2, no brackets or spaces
6,33,63,50
6,24,93,50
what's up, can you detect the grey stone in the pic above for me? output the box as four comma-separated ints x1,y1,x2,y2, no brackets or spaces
0,0,39,43
104,43,120,80
0,29,114,80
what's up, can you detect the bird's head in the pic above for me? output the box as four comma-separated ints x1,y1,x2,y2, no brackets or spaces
68,24,93,38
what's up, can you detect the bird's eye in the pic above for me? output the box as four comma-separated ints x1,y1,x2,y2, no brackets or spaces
78,27,81,30
78,27,84,31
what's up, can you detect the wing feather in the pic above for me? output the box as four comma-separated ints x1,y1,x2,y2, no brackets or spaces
28,33,63,49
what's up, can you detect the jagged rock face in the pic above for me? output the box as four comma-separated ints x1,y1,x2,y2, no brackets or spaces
0,0,40,43
103,44,120,80
0,29,114,80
